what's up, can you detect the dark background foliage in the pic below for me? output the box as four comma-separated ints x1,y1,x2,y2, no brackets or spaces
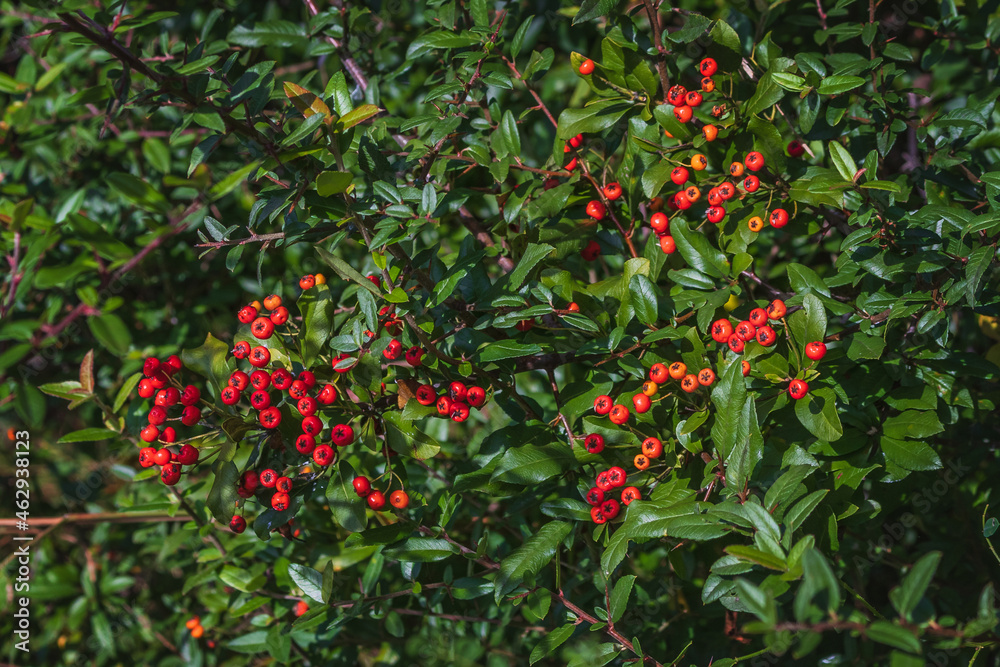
1,0,1000,665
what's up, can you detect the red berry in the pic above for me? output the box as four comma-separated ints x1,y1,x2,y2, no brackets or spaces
632,393,651,413
659,235,676,254
405,346,424,366
670,166,689,185
673,105,693,123
301,415,323,436
745,152,765,171
756,325,777,347
312,444,335,466
748,308,768,327
138,447,156,468
367,490,386,510
297,396,317,417
316,383,338,405
735,321,756,342
147,405,167,426
585,200,606,221
743,175,760,193
220,386,241,406
766,299,787,320
230,516,246,533
769,208,789,228
590,506,607,524
621,487,641,505
143,357,161,377
269,306,289,326
390,490,409,509
666,85,687,105
710,319,734,344
706,205,726,224
436,395,453,417
331,423,355,447
229,370,250,391
270,368,293,390
176,444,198,465
699,57,718,77
579,59,595,75
581,239,601,261
250,389,271,410
232,341,251,359
250,317,275,339
586,487,605,506
584,433,605,454
727,333,745,354
601,498,621,519
137,378,155,399
383,339,403,360
259,406,281,428
450,401,470,422
650,212,669,234
467,386,486,408
160,463,182,486
604,183,622,200
295,434,316,455
153,447,172,466
353,476,372,497
594,395,612,415
271,492,290,511
787,140,806,158
608,404,629,425
805,341,827,361
237,306,258,324
596,471,613,491
607,466,627,488
275,476,292,493
789,379,809,400
416,384,437,406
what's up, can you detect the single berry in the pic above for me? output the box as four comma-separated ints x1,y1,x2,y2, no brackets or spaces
353,476,372,497
698,368,716,386
313,444,335,466
367,490,386,510
584,433,605,454
579,59,595,75
632,393,651,413
585,200,606,221
594,395,613,415
745,152,765,171
642,437,663,459
230,516,246,534
390,490,410,509
604,183,622,200
668,361,687,380
805,341,827,361
608,404,630,425
621,487,641,505
699,57,718,76
789,379,809,400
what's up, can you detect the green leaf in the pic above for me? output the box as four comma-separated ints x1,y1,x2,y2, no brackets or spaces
56,428,118,444
883,411,943,440
828,141,856,181
500,110,521,157
316,246,380,295
725,545,787,571
87,313,132,356
316,171,353,196
818,75,865,95
106,172,169,213
866,621,922,653
479,340,544,363
407,30,481,58
494,521,572,603
881,437,942,472
210,161,260,199
181,333,232,392
784,490,828,534
288,564,325,603
670,217,729,279
298,286,335,367
530,623,576,664
609,575,636,623
629,274,658,326
573,0,624,24
206,461,241,524
556,100,632,140
890,551,941,621
325,461,368,533
383,537,459,562
113,373,142,412
507,243,554,291
491,444,576,485
746,73,784,116
772,72,806,91
794,387,843,442
336,104,381,131
734,578,776,624
710,360,762,491
228,21,304,47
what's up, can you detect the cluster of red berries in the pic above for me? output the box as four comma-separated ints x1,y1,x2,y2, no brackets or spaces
135,355,204,486
584,465,641,524
413,380,489,423
351,475,410,511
